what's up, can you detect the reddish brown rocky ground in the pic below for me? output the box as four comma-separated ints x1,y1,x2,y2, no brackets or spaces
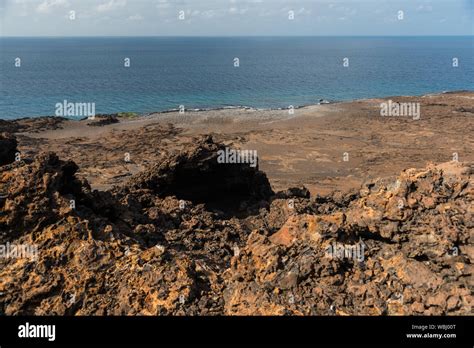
10,91,474,196
0,134,472,315
0,92,472,315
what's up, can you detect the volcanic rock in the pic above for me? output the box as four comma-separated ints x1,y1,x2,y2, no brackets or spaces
223,161,473,315
0,133,18,166
87,114,119,127
124,136,274,215
0,138,472,316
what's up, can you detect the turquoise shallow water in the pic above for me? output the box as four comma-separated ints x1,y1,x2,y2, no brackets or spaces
0,36,473,119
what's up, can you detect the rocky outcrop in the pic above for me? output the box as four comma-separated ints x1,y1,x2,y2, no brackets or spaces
224,162,473,315
0,121,21,134
124,135,274,215
0,137,472,316
87,114,119,127
0,133,18,166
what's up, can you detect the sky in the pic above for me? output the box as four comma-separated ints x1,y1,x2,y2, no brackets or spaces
0,0,472,36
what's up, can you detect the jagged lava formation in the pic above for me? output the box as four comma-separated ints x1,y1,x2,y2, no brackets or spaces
0,135,472,315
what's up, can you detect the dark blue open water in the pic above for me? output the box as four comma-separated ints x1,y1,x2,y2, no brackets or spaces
0,36,472,119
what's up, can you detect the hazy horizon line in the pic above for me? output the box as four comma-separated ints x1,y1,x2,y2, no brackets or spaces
1,34,473,38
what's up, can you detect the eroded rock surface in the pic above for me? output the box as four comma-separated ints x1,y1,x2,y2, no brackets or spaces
0,137,472,315
124,135,274,215
0,133,18,166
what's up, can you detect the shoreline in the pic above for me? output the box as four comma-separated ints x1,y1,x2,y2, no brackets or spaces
2,90,472,122
0,118,472,316
0,90,472,316
2,90,472,195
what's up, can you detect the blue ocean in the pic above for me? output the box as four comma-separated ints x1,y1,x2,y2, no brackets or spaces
0,36,473,119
